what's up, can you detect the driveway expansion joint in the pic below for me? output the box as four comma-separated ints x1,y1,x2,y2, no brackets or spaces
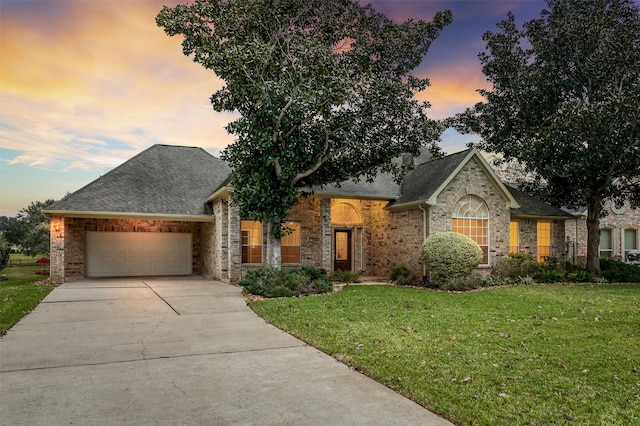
142,280,181,315
0,344,310,373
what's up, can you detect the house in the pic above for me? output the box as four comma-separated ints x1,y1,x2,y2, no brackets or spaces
564,201,640,264
44,144,574,284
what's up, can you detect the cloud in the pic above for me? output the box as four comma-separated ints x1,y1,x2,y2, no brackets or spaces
0,0,237,171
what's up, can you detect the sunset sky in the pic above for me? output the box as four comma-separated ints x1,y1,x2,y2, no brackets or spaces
0,0,549,216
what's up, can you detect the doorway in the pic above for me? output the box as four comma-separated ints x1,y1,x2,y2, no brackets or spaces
334,230,352,271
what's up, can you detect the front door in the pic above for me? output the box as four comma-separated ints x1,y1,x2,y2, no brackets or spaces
334,230,352,271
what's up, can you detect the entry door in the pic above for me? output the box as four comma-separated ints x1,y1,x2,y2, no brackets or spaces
334,230,352,271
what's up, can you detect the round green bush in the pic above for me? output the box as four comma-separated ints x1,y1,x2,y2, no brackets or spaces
421,232,483,287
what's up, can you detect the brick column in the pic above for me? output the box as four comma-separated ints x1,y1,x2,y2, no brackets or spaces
227,202,242,282
49,216,65,284
214,200,229,281
320,198,332,272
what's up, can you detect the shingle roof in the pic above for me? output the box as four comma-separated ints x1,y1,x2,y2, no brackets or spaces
45,144,571,221
311,172,401,199
45,144,231,217
506,185,573,219
389,149,472,208
311,147,434,199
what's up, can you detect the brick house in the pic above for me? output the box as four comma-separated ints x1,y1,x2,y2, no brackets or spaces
44,144,573,284
565,201,640,264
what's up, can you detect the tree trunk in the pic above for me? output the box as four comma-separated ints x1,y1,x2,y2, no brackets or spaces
585,196,602,276
265,222,282,269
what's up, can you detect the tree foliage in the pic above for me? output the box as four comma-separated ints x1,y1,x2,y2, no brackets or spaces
0,236,9,272
157,0,451,239
456,0,640,275
0,200,55,257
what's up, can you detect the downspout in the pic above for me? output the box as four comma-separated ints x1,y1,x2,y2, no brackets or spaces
419,203,428,277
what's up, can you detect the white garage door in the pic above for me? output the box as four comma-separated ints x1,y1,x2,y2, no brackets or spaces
86,232,192,277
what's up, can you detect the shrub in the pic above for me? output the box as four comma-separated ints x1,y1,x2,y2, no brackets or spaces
600,258,640,283
390,265,418,286
329,270,360,283
492,253,542,279
537,270,565,283
421,232,483,288
238,267,333,298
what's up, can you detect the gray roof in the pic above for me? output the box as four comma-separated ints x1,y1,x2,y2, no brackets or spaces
45,144,231,217
45,144,570,221
312,172,401,199
506,185,573,219
390,149,472,208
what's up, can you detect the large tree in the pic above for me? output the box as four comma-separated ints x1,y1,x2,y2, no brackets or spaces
456,0,640,275
157,0,451,266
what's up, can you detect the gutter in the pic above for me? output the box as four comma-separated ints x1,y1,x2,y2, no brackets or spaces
43,210,215,223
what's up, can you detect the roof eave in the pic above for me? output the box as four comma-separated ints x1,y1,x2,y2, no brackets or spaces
207,186,232,202
43,210,215,223
312,190,397,201
510,213,572,221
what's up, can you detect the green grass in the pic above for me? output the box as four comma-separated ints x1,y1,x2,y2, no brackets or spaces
250,284,640,425
1,256,55,335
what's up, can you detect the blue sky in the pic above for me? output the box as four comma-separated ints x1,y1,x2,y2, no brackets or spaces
0,0,548,216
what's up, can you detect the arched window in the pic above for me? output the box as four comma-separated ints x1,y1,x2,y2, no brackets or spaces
452,195,489,264
331,202,362,224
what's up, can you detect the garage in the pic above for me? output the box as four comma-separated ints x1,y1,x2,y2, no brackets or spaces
86,231,192,277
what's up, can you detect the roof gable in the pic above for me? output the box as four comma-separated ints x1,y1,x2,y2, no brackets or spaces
390,148,520,209
45,144,231,218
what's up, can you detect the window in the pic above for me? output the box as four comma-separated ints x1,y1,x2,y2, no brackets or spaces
537,221,551,262
510,221,519,254
599,228,612,258
331,203,362,224
452,195,489,264
624,229,637,260
241,220,262,263
281,222,301,264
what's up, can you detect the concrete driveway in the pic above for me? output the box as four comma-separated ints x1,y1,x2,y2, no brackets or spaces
0,277,452,425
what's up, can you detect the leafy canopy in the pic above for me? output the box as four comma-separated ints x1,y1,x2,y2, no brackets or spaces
455,0,640,274
157,0,451,236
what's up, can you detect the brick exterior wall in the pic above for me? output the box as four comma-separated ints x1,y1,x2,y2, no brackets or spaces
428,158,512,277
565,202,640,263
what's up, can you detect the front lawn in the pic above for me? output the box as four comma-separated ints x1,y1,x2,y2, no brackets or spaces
250,284,640,425
0,259,55,335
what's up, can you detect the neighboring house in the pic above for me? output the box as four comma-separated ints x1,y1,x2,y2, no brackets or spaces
44,144,573,284
565,201,640,264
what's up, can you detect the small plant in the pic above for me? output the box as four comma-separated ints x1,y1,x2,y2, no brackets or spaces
518,275,535,285
440,274,484,291
567,270,593,283
329,270,360,283
484,276,513,287
537,270,564,283
390,265,417,286
421,232,483,288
